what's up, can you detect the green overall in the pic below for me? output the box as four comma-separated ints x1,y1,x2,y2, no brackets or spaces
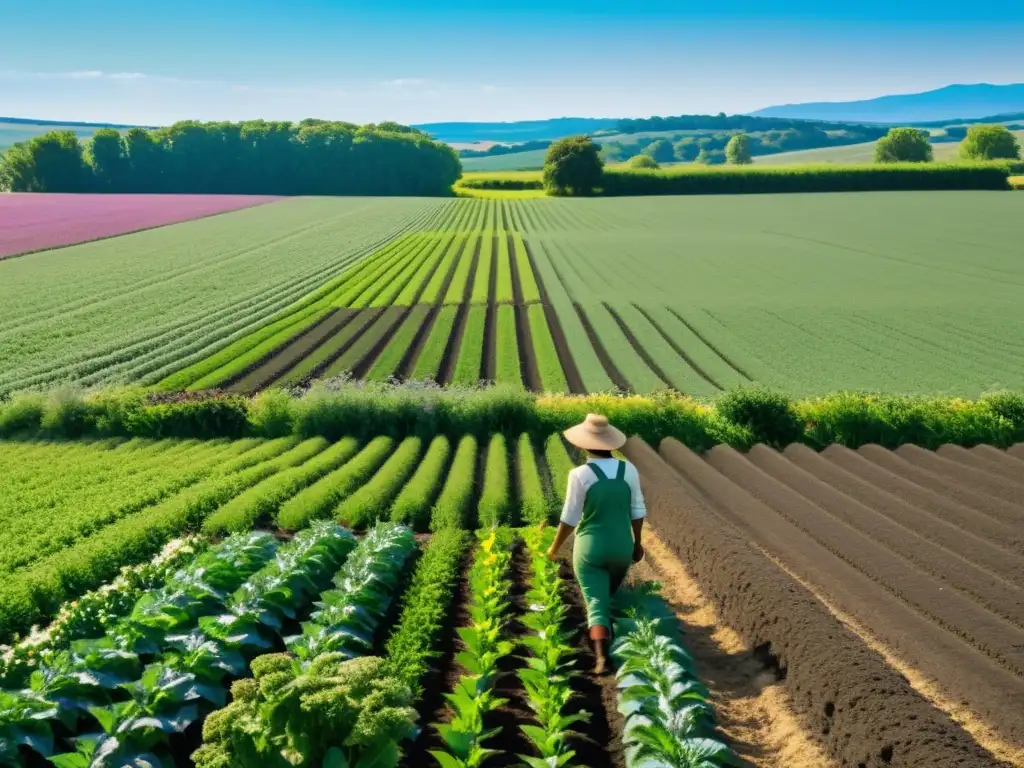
572,460,635,630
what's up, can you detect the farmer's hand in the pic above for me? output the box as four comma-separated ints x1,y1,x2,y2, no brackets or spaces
632,543,645,563
546,545,559,561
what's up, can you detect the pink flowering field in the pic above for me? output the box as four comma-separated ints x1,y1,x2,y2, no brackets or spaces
0,193,282,258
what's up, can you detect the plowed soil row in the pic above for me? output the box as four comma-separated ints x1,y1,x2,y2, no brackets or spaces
622,436,1010,767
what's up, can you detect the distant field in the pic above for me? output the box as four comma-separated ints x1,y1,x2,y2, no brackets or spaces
131,192,1024,399
757,130,1024,165
461,148,548,171
0,194,280,259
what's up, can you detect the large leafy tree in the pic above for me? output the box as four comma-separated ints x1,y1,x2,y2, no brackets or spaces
725,134,753,164
644,138,675,164
543,135,604,196
86,129,130,191
959,125,1021,161
874,127,933,163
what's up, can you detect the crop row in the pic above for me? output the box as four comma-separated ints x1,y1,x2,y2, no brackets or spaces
0,432,580,642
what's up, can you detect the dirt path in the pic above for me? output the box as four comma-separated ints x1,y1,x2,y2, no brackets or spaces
634,530,835,768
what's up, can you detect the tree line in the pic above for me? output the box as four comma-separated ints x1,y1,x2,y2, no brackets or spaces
613,113,885,135
0,119,462,196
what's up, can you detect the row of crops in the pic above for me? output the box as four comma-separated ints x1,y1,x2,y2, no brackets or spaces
0,434,734,768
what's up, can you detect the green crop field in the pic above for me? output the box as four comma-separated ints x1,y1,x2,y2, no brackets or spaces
4,193,1024,398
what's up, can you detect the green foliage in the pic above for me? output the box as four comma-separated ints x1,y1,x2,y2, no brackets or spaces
611,585,736,768
875,127,933,163
628,154,660,170
716,387,803,447
203,437,360,534
412,306,461,381
2,121,461,195
286,523,415,662
391,435,452,530
516,435,550,525
477,434,511,528
599,163,1008,195
512,233,541,304
543,136,604,196
383,529,468,693
429,529,514,767
645,138,676,164
495,305,522,388
192,654,417,768
444,235,477,305
495,231,515,304
335,437,423,528
453,306,488,386
431,435,479,531
959,125,1021,161
725,133,753,165
528,305,569,393
470,231,495,305
276,436,394,530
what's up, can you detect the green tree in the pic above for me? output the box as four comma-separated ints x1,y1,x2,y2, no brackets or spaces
959,125,1021,161
543,135,604,195
695,148,712,165
629,154,660,170
645,138,675,164
874,127,933,163
725,133,753,164
86,129,130,191
673,138,698,162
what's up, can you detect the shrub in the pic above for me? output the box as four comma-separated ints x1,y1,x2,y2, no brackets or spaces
390,435,452,530
726,134,753,164
982,392,1024,435
382,529,468,693
335,437,423,528
543,136,604,196
0,393,46,436
516,434,549,525
248,389,295,437
628,154,660,170
960,125,1021,161
478,434,511,528
276,436,394,530
430,435,478,531
716,387,803,447
875,127,933,163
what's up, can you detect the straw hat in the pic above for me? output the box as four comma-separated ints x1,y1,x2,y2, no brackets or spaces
563,413,626,452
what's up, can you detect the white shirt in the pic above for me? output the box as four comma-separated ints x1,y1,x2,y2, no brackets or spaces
560,458,648,527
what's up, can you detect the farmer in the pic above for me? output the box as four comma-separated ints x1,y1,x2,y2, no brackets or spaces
546,413,647,674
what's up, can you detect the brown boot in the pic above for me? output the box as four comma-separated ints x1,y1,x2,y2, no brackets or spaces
590,626,610,675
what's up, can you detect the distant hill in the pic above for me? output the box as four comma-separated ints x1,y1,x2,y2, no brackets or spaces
412,118,620,144
750,83,1024,123
0,117,144,153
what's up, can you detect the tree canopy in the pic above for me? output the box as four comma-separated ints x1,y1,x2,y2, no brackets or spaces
0,120,462,195
725,134,753,164
959,125,1021,161
543,136,604,195
644,138,675,164
874,128,933,163
628,154,660,169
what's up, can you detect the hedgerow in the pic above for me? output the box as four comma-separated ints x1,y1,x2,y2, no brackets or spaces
203,437,359,534
478,433,512,528
599,163,1011,196
517,433,549,525
430,435,478,531
276,436,394,530
390,435,452,530
335,437,423,528
382,528,468,694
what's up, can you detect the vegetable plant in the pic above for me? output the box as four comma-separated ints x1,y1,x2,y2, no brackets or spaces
430,528,515,768
612,585,737,768
518,527,589,768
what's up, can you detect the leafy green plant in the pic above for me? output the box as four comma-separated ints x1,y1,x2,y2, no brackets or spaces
0,689,59,765
193,653,417,768
383,530,468,694
612,585,737,768
287,523,415,662
477,435,511,528
390,435,452,530
517,527,589,767
430,435,478,532
336,438,423,528
516,434,549,526
430,529,515,768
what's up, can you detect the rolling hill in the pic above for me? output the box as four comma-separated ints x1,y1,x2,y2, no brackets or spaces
751,83,1024,123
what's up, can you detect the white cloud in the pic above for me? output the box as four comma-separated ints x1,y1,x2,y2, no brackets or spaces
384,78,428,87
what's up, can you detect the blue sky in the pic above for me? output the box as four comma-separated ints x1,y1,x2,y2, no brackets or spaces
3,0,1023,125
